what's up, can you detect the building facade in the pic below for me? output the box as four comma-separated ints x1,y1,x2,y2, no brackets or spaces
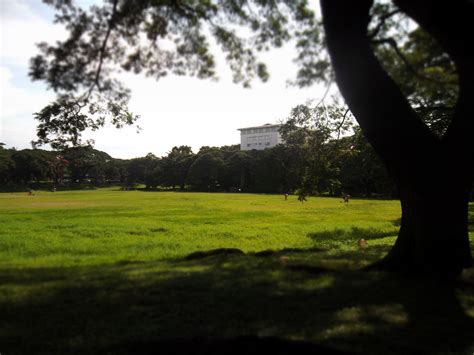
238,123,282,151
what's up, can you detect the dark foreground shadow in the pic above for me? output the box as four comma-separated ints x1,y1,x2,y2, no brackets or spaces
0,254,473,355
104,336,345,355
469,204,474,232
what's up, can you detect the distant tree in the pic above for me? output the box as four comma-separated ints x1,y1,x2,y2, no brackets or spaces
225,150,255,192
187,151,225,191
335,129,395,197
248,146,298,194
126,153,160,188
10,149,53,184
209,145,240,190
103,158,126,182
279,101,353,195
48,154,69,184
62,146,111,182
145,163,164,190
159,146,195,190
0,148,16,185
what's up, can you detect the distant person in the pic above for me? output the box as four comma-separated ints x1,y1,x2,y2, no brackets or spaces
343,193,350,204
297,193,307,203
284,193,289,200
52,186,56,192
28,189,34,196
279,256,289,266
358,239,368,249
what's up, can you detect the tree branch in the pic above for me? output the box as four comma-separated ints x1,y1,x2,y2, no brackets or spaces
394,0,474,166
321,0,438,181
84,0,119,101
368,9,401,39
371,37,456,85
394,0,474,71
314,80,332,108
336,108,350,140
416,105,454,113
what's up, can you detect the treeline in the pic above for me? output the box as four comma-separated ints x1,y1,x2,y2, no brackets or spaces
0,129,395,197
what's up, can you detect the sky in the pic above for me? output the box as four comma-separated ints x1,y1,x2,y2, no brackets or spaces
0,0,329,159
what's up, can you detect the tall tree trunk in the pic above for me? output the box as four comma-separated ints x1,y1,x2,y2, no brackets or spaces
376,176,471,276
320,0,472,276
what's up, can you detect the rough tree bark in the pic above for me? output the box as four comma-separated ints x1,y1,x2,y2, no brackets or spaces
320,0,473,276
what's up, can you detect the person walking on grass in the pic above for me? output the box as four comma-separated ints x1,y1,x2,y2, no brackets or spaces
343,193,350,204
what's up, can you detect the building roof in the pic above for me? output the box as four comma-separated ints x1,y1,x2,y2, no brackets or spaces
237,123,281,131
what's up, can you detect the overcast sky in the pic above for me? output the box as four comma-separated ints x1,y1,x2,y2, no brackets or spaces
0,0,329,159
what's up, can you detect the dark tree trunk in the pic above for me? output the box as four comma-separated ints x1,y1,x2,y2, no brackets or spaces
320,0,473,276
376,176,471,276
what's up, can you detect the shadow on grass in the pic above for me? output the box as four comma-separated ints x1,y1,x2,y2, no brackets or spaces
307,226,397,242
105,336,344,355
469,205,474,232
1,253,473,355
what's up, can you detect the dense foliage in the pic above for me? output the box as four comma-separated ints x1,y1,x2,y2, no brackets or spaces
0,126,394,197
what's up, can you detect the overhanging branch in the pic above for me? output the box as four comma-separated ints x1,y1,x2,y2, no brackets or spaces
321,0,439,180
368,9,401,39
336,108,350,140
371,37,456,85
393,0,474,162
85,0,119,101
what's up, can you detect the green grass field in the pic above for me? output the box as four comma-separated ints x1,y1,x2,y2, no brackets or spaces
1,189,473,354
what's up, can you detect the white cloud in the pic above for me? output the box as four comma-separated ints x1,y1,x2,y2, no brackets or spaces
0,66,52,116
0,0,66,67
0,65,54,147
0,1,63,148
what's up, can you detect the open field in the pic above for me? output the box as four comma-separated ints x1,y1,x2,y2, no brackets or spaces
0,189,404,267
1,189,473,354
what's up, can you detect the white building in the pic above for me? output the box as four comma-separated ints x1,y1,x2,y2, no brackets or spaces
238,123,283,151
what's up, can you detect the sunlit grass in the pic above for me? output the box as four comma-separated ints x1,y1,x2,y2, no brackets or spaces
0,189,402,268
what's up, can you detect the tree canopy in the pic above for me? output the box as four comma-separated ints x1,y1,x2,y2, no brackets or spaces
30,0,458,149
30,0,320,148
